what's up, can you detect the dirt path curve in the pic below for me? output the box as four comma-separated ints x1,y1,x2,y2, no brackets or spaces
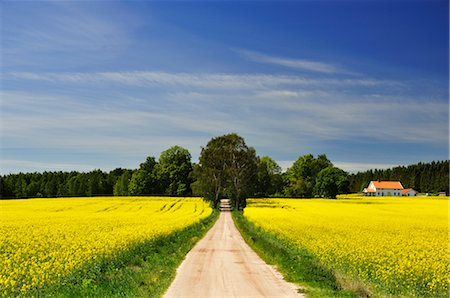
163,200,302,297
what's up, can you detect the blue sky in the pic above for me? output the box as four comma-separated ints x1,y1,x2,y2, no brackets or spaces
1,0,448,174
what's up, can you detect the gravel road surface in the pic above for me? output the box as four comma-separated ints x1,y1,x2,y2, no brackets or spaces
164,203,302,297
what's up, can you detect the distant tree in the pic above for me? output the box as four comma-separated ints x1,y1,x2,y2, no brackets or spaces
140,156,158,173
0,176,13,198
348,160,449,194
87,170,106,196
191,164,217,201
0,169,137,198
226,139,258,209
128,170,147,195
192,136,229,208
255,156,283,196
284,154,332,197
114,171,131,196
312,154,334,177
26,181,40,197
106,168,128,194
156,146,193,195
57,181,69,197
67,174,87,196
14,174,28,198
314,167,349,199
192,133,257,209
128,157,158,195
43,174,57,197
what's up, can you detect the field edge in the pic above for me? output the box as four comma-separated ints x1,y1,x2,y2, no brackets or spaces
38,207,219,297
232,210,371,298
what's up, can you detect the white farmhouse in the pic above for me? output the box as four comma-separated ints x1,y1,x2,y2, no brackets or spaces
363,181,404,196
402,188,417,196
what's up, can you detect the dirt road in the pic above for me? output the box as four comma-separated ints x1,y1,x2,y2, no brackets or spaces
163,201,301,297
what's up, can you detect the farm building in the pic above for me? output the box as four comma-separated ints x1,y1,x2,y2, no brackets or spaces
402,188,417,196
363,181,404,196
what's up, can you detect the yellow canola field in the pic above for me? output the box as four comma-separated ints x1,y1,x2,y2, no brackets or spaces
0,197,211,296
244,197,449,297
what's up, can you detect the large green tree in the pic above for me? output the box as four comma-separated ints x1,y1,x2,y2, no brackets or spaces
191,135,232,209
284,154,332,197
128,157,157,195
255,156,283,196
192,133,257,209
156,146,192,195
314,167,349,199
227,139,258,209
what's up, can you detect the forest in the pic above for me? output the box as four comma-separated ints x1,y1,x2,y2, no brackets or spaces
1,134,448,201
348,160,449,194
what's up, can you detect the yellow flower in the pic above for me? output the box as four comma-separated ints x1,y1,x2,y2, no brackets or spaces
0,197,211,296
244,196,449,296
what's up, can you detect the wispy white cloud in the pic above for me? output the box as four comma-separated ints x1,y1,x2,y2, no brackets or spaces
2,2,447,176
235,49,342,73
3,72,447,144
2,77,447,157
2,68,447,174
8,71,395,90
2,2,135,69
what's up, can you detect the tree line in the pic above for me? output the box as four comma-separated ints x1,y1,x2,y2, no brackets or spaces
348,160,449,194
4,133,446,204
0,134,350,206
0,145,193,199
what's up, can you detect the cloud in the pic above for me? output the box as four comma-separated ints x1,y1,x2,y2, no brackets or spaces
235,49,341,73
8,71,394,90
3,72,447,148
2,68,447,174
2,2,135,69
2,78,447,155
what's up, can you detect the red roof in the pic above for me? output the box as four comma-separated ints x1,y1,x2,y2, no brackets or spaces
363,188,375,193
402,188,415,193
372,181,403,189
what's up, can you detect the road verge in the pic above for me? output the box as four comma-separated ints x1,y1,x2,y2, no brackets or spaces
38,209,219,297
232,210,370,298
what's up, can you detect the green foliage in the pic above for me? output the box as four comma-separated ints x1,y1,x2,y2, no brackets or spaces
255,156,284,196
314,167,349,199
284,154,333,197
128,170,148,195
113,171,131,196
127,147,192,196
87,170,106,196
67,174,88,196
2,138,446,200
156,146,193,195
128,157,159,195
348,160,449,194
191,165,216,201
191,133,257,209
139,156,157,173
